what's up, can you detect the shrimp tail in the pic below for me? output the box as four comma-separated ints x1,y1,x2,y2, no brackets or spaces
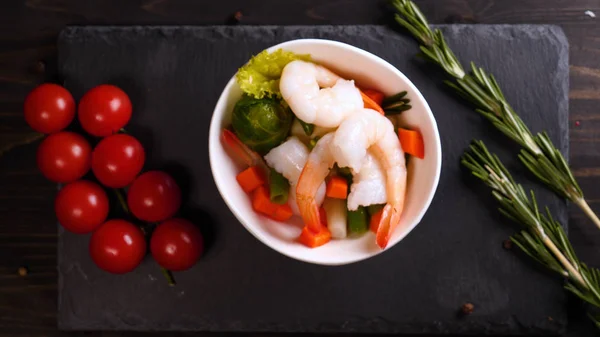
298,197,323,233
375,204,404,249
296,133,336,233
296,167,326,233
375,204,392,249
221,129,267,171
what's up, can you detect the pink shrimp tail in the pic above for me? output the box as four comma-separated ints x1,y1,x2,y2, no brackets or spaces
375,204,404,249
296,164,326,233
298,198,322,234
375,204,392,249
221,129,252,166
221,129,269,174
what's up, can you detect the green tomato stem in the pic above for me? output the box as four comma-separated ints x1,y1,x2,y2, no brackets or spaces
113,188,176,287
114,188,129,213
161,268,176,287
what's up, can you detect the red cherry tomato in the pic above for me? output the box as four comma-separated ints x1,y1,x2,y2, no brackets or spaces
78,85,132,137
92,134,145,188
127,171,182,222
89,219,147,274
55,180,109,234
36,131,92,183
24,83,75,134
150,218,204,271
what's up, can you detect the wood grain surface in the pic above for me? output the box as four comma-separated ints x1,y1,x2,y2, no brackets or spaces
0,0,599,336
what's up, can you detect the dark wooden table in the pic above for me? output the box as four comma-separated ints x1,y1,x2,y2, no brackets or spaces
1,0,599,336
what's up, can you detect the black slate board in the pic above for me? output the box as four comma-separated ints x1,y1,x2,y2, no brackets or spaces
57,25,570,335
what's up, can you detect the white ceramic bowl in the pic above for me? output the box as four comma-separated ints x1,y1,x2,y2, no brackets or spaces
209,39,441,266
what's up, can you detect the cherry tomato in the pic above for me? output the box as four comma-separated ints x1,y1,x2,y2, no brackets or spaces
36,131,92,183
89,219,147,274
24,83,75,134
150,218,204,271
127,171,181,222
92,134,145,188
55,180,109,234
78,85,132,137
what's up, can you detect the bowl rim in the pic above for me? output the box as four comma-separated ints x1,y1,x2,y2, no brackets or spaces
208,38,442,266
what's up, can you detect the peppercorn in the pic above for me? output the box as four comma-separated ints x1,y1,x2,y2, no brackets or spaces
17,266,28,277
461,302,474,315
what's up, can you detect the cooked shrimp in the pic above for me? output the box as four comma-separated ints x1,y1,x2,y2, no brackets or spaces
264,137,325,215
330,109,407,249
280,60,363,128
296,133,337,233
346,151,387,211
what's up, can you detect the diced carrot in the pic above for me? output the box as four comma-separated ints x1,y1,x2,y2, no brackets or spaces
298,225,332,248
360,90,384,115
252,186,294,222
398,128,425,159
251,186,278,216
369,208,384,233
270,204,294,222
363,89,385,106
326,176,348,199
236,166,266,193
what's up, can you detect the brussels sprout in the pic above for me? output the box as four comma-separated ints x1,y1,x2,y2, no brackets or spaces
236,49,311,99
231,95,293,155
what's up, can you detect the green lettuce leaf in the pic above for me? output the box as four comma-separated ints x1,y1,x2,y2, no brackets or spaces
236,49,311,99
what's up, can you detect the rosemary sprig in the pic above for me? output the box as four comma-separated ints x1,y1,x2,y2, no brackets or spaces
382,90,412,115
462,141,600,326
391,0,600,230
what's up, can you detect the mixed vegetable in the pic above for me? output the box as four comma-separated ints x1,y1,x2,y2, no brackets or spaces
223,49,426,250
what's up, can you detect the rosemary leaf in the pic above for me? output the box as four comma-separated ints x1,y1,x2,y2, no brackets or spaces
381,91,407,106
384,105,412,116
461,140,600,327
391,0,600,230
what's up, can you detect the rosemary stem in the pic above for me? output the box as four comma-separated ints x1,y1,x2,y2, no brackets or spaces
542,235,586,288
575,198,600,231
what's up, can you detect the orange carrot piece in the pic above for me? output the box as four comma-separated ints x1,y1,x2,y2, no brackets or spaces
325,176,348,199
298,225,331,248
369,208,384,233
251,186,278,216
398,128,425,159
271,204,294,222
360,90,384,115
363,89,385,106
236,166,266,193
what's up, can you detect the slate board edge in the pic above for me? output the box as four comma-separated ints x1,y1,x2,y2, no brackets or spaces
56,23,570,164
56,24,569,335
